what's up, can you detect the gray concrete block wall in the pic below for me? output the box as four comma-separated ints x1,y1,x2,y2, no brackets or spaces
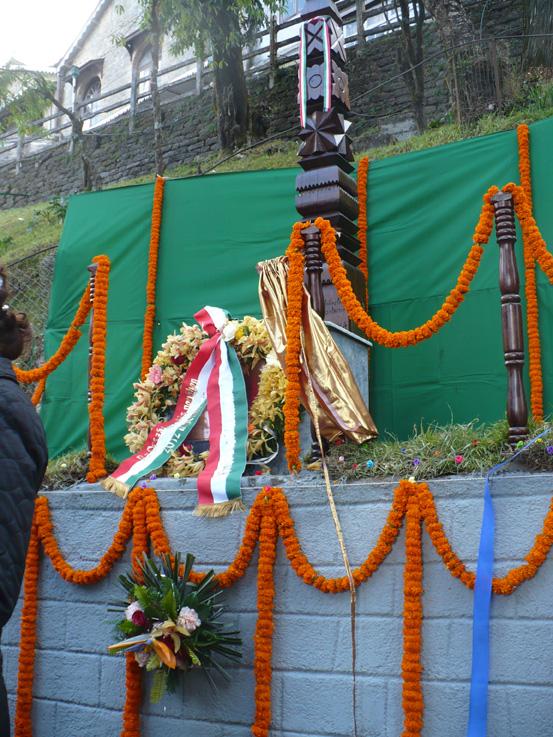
3,473,553,737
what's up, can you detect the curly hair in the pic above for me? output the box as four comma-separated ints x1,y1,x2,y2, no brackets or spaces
0,265,32,360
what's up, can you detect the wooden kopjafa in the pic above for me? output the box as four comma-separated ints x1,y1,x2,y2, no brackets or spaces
491,192,529,446
296,0,360,266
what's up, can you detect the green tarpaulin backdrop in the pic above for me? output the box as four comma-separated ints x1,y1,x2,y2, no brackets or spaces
42,118,553,459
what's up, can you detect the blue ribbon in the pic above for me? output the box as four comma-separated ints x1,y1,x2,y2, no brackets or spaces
466,429,550,737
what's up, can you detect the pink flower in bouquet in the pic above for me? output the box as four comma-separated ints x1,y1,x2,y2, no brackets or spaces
125,601,144,621
148,364,163,385
132,610,149,629
177,606,201,633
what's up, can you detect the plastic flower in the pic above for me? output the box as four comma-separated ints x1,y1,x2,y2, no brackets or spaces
338,455,345,463
177,606,201,633
125,601,144,621
352,463,358,470
366,460,374,469
546,445,553,456
412,458,420,467
455,455,464,464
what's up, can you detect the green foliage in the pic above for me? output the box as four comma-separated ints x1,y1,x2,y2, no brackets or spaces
112,552,242,701
326,419,553,482
0,66,56,136
139,0,285,59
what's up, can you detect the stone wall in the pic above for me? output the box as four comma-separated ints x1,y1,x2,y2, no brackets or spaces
3,472,553,737
0,0,524,208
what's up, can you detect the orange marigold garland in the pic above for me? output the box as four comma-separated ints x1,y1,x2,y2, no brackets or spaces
509,183,553,284
14,519,40,737
252,497,277,737
15,284,92,385
517,124,544,422
283,220,311,473
402,489,424,737
141,175,166,380
87,254,110,483
15,483,553,737
31,377,46,406
315,192,495,348
357,156,369,305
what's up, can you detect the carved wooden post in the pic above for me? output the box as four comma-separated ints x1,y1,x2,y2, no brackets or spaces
303,225,325,319
491,192,529,446
87,262,98,456
302,224,329,458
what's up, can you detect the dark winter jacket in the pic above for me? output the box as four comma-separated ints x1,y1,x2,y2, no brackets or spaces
0,357,47,629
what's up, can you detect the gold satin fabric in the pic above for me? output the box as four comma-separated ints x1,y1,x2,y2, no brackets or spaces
258,256,377,443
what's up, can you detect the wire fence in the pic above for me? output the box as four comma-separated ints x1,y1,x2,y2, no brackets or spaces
4,245,57,380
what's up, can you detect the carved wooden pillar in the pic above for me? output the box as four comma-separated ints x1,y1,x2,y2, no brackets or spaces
87,262,98,456
296,0,365,331
491,192,529,446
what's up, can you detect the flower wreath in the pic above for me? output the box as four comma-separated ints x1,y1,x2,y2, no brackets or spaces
125,316,286,478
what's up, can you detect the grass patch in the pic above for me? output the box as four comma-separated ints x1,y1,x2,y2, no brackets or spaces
326,420,553,482
0,200,63,263
42,451,118,491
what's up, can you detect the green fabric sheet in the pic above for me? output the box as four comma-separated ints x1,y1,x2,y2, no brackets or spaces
41,118,553,459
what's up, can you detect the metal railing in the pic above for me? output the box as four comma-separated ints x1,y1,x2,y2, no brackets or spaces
0,0,404,168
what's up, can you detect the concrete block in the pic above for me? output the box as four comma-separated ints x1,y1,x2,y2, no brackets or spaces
34,651,100,707
55,702,122,737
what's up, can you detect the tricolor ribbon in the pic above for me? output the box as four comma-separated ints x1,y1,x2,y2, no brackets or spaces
103,306,248,516
299,16,332,128
466,428,550,737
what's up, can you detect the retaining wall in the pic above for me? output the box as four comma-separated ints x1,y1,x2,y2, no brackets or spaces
3,472,553,737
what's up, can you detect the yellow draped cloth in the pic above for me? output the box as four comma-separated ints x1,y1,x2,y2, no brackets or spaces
258,256,377,444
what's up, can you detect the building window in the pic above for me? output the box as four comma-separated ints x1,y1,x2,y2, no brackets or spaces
282,0,303,20
81,76,101,117
137,47,153,98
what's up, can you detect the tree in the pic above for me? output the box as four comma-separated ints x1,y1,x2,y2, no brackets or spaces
131,0,165,175
0,66,98,190
423,0,486,124
523,0,553,67
382,0,426,132
160,0,285,151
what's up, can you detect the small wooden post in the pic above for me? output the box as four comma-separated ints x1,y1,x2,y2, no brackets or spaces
15,133,24,175
87,262,98,456
491,192,529,446
302,225,329,459
195,55,203,96
129,76,137,133
269,14,277,89
303,225,325,319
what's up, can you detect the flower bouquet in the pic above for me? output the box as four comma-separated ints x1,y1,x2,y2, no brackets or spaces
109,552,241,702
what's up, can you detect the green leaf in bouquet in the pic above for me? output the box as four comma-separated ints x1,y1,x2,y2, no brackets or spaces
117,619,141,636
161,582,178,622
150,669,168,704
185,645,202,667
146,653,161,671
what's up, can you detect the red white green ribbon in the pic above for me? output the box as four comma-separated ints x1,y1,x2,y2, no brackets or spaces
103,306,248,515
299,16,332,128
